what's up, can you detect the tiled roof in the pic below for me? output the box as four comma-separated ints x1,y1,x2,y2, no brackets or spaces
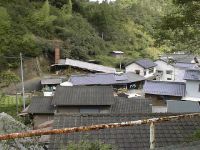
135,59,157,69
52,86,115,106
69,72,144,86
49,114,200,150
111,97,152,113
167,100,200,113
64,58,116,73
160,54,198,63
41,78,62,85
156,140,200,150
28,97,54,114
173,62,196,69
126,59,157,69
184,69,200,81
143,80,185,97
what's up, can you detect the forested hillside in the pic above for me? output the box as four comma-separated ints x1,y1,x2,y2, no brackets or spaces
0,0,199,73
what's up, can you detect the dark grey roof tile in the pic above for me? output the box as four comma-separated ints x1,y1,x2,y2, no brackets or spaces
135,59,157,69
52,86,115,106
49,114,200,150
28,97,54,114
111,97,152,113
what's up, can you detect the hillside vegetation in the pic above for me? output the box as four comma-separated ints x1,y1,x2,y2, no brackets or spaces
0,0,199,74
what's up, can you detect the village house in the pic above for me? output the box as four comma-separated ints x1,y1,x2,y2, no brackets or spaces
52,86,114,114
160,53,200,64
125,59,157,79
155,58,198,82
110,50,124,58
68,72,145,90
28,85,153,128
182,69,200,101
48,113,200,150
143,80,185,113
41,77,64,96
28,97,54,128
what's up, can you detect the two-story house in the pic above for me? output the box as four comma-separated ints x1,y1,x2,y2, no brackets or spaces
125,59,157,79
155,59,197,82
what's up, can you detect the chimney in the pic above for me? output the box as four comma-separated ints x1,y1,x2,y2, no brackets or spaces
55,47,60,64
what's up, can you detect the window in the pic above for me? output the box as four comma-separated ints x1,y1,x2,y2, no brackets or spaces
135,70,140,75
149,67,154,74
157,70,163,74
167,78,172,80
144,70,146,76
80,108,99,114
166,70,173,75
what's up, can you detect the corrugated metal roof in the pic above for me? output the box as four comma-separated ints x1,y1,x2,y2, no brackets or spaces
52,86,115,106
64,58,116,73
167,100,200,113
184,69,200,81
143,80,185,97
68,72,145,86
41,78,62,85
49,113,200,150
28,97,54,114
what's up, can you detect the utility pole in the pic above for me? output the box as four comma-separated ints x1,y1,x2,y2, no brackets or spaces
20,53,25,110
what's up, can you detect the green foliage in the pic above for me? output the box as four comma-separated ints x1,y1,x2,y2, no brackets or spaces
1,0,188,73
66,140,114,150
0,7,10,34
193,129,200,140
157,0,200,54
0,71,20,87
0,96,23,119
31,0,57,28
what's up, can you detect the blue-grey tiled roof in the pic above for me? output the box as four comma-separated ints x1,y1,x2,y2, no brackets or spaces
184,69,200,81
160,54,199,63
69,72,145,86
143,80,185,97
173,62,196,69
135,59,157,69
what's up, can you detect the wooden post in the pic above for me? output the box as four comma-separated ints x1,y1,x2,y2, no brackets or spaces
16,93,18,115
150,122,155,149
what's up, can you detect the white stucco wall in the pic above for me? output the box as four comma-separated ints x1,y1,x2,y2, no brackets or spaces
155,60,175,81
174,68,186,82
126,63,145,76
125,63,156,78
185,80,200,98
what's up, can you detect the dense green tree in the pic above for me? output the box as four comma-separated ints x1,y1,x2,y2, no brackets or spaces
157,0,200,54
